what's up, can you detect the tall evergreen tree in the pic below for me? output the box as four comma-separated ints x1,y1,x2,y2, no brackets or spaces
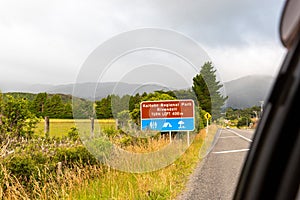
110,94,131,117
73,98,93,119
30,92,47,117
192,62,227,119
44,94,65,118
63,103,73,119
95,95,113,119
129,93,141,112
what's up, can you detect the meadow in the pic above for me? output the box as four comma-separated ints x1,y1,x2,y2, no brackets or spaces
1,119,218,199
34,118,116,138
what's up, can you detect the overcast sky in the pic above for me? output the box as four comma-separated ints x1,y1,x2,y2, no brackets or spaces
0,0,286,89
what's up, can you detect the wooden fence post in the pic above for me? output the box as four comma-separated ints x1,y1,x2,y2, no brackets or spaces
115,119,119,129
91,117,94,137
44,116,49,135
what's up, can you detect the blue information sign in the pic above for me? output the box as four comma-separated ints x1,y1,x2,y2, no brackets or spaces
140,100,195,131
141,118,194,131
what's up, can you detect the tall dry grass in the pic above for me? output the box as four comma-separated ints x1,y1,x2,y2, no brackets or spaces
0,125,218,199
0,162,107,199
71,128,217,199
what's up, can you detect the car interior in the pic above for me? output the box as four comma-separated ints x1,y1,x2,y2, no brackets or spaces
233,0,300,199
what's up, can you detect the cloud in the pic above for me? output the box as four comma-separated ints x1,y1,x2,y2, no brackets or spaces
206,41,286,82
0,0,287,86
130,0,284,46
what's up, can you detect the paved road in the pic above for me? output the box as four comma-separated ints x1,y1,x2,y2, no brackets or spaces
178,128,254,200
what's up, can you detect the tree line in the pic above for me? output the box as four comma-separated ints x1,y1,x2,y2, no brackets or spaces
225,106,262,128
1,62,229,135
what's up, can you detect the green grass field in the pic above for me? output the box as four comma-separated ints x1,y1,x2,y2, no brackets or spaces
35,119,116,138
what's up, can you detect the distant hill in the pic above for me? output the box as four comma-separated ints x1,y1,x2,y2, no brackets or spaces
0,81,172,100
4,92,76,103
1,75,276,108
49,82,174,100
223,75,274,108
0,81,53,93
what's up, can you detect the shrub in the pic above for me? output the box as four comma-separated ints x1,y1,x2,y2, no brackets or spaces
0,95,39,139
117,110,130,128
6,155,37,186
118,135,133,147
84,137,113,162
54,146,98,167
102,126,117,138
237,117,250,128
68,127,79,141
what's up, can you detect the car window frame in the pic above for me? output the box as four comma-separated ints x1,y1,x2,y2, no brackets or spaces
233,20,300,200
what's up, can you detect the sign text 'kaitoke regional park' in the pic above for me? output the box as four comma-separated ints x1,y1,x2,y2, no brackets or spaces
141,100,195,131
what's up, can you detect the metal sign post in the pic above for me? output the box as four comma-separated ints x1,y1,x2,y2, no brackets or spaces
204,112,211,134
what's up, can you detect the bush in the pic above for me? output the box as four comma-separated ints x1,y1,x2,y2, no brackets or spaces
102,126,117,138
117,110,130,128
84,137,113,162
6,155,39,186
68,127,79,141
54,146,98,167
194,107,206,132
237,117,250,128
0,95,39,139
118,135,133,147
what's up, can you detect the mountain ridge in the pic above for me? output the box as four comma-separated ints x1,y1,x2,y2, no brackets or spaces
224,75,274,108
0,75,275,108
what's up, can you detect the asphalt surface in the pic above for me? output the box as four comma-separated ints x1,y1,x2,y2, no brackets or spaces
177,128,255,200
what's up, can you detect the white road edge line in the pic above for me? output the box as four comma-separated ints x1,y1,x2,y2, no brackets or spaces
226,129,253,142
219,136,239,139
213,149,250,154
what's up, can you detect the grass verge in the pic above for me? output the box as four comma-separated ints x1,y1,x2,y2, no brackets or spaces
0,125,218,199
71,125,218,199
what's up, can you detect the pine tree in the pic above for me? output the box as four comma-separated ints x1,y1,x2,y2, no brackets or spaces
95,95,113,119
129,93,141,112
30,92,47,117
192,62,227,119
44,95,65,118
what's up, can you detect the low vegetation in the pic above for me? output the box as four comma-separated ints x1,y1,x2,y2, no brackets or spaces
0,62,226,199
72,128,214,200
0,125,217,199
223,106,262,128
